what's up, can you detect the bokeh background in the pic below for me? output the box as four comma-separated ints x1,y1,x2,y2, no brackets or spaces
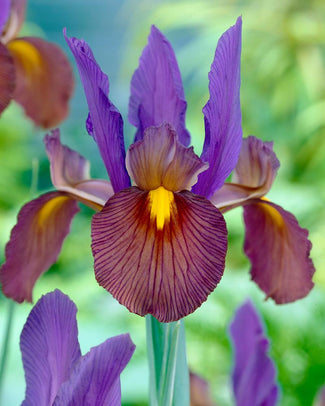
0,0,325,405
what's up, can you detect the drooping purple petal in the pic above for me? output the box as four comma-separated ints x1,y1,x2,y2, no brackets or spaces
244,200,315,304
0,42,15,115
0,0,10,34
0,192,79,302
44,129,113,209
92,187,227,322
20,290,81,406
54,334,135,406
128,25,190,146
229,300,279,406
6,37,74,128
64,31,130,193
1,0,27,44
194,17,242,198
126,123,207,191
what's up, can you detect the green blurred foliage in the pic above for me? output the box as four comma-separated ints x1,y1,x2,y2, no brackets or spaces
0,0,324,405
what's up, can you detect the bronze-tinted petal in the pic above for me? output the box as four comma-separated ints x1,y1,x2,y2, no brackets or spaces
0,42,15,114
7,37,74,128
91,187,227,322
244,200,315,304
0,192,79,303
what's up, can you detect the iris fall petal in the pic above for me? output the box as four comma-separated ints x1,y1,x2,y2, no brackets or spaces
0,192,79,302
229,301,278,406
64,32,130,193
54,334,135,405
0,42,15,115
128,25,190,146
244,200,315,303
7,36,74,128
194,16,242,198
92,187,227,322
20,290,81,406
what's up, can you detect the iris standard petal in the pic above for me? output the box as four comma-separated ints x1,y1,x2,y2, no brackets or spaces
129,25,190,146
211,136,280,210
0,42,15,115
44,129,113,209
6,36,74,128
194,16,242,198
0,192,79,302
92,187,227,322
229,300,278,406
54,334,135,406
1,0,26,43
64,31,130,193
20,290,81,406
244,200,315,303
0,0,10,34
126,123,207,191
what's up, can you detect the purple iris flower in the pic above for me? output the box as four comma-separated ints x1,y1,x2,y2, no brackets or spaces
0,18,242,322
190,301,279,406
19,289,135,405
0,0,74,128
0,17,314,322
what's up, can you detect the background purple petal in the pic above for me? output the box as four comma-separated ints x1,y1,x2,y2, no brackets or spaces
128,25,190,146
0,0,10,34
64,31,130,193
54,334,135,406
229,300,279,406
244,200,315,303
0,192,79,302
20,290,81,406
193,16,242,198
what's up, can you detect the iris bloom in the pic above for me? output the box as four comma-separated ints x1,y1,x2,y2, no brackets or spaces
0,18,314,322
20,289,135,405
190,301,279,406
0,0,73,128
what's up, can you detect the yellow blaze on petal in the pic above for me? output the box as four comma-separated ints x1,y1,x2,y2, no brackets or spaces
148,186,174,230
7,40,43,74
260,197,284,228
37,196,70,227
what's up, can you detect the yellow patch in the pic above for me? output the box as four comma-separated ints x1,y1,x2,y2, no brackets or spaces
260,198,284,228
148,186,174,230
7,40,43,74
37,196,69,226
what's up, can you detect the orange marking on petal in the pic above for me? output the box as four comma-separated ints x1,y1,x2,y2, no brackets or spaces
147,186,174,230
37,195,70,226
260,198,284,228
7,39,43,75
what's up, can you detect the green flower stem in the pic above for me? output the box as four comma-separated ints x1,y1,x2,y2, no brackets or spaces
0,299,15,403
146,315,190,406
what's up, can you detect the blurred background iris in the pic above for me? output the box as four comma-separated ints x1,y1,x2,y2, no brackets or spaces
0,0,324,405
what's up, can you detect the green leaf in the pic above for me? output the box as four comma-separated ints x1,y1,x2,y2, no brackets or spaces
146,315,189,406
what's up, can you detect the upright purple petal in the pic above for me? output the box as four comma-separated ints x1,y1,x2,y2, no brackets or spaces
64,31,130,193
54,334,135,406
194,17,242,198
0,192,79,302
20,290,81,406
129,25,190,146
229,300,279,406
0,0,10,34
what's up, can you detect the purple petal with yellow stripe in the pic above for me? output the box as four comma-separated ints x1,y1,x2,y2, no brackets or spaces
0,42,15,115
128,25,190,146
64,31,130,193
44,129,113,210
229,300,278,406
54,334,135,405
0,192,79,302
244,200,315,303
7,36,74,128
20,290,81,406
92,187,227,322
194,17,242,198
